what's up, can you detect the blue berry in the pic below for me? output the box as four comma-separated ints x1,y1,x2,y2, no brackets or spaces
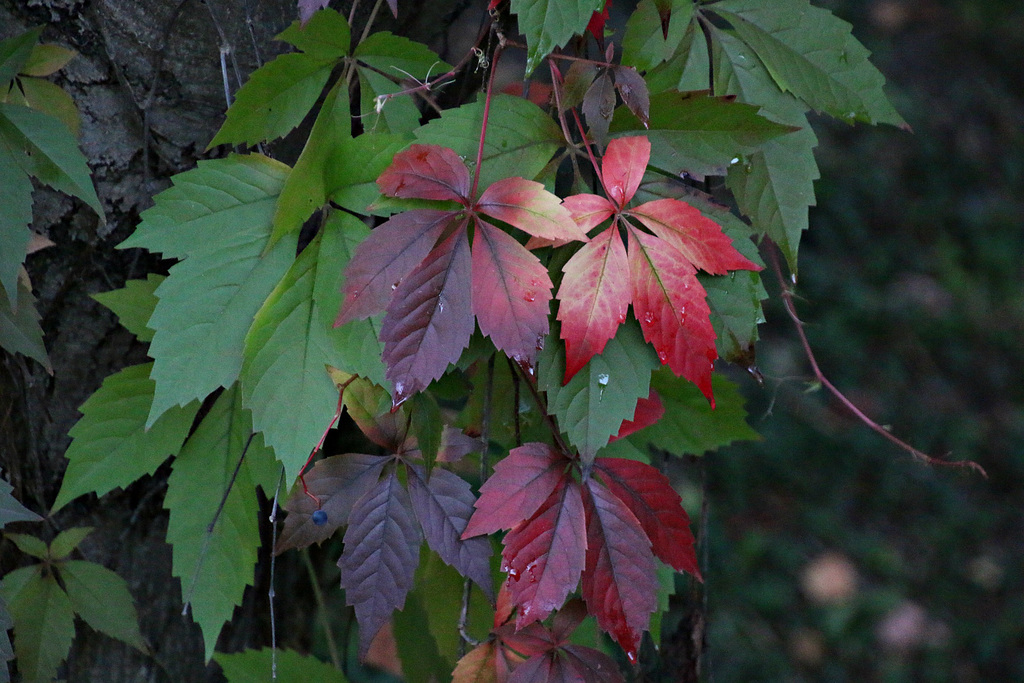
311,509,328,526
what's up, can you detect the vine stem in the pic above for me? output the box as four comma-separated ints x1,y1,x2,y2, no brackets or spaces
299,376,356,506
469,38,504,200
268,465,285,680
768,246,986,477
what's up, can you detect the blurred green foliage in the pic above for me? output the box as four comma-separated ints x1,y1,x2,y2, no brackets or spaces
702,0,1024,679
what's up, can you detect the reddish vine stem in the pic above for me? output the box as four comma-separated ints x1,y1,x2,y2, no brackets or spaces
469,40,504,199
514,362,573,457
299,376,357,507
768,246,986,477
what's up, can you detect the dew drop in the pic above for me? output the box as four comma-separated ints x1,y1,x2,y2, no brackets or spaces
437,296,445,313
658,350,668,363
508,567,519,580
597,373,609,387
617,312,627,324
730,157,740,165
642,311,656,325
391,281,399,291
626,650,638,664
535,335,545,351
523,290,536,302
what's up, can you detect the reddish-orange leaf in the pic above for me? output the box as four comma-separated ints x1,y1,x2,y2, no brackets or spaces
377,144,470,202
472,219,552,371
452,641,499,683
477,177,588,243
381,226,474,406
561,194,614,234
626,227,717,404
557,227,631,381
581,481,658,663
609,389,664,442
594,457,700,578
601,136,649,209
336,209,453,325
629,198,760,275
463,443,568,538
502,480,587,629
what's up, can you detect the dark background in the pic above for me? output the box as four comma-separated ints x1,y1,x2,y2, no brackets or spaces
1,0,1021,680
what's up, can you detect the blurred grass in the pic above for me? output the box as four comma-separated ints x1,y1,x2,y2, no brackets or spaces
702,0,1024,680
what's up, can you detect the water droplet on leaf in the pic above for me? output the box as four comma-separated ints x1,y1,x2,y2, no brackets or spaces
597,373,609,387
643,312,655,325
523,290,536,302
658,350,668,363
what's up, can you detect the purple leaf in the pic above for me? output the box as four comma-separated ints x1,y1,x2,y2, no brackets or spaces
612,66,650,129
338,470,422,655
297,0,330,24
582,71,615,148
407,464,494,600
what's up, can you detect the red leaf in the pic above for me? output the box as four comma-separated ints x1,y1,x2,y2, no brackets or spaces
585,1,611,41
581,481,658,662
560,645,623,682
338,470,422,655
502,480,586,628
495,622,555,657
629,198,760,275
407,464,495,599
463,443,568,538
556,227,631,381
609,389,664,442
472,220,552,371
336,209,453,325
601,136,649,210
381,226,474,406
626,226,717,404
612,66,650,130
436,426,483,463
550,598,588,643
478,177,587,243
594,458,700,578
561,194,614,234
275,453,389,554
377,144,470,202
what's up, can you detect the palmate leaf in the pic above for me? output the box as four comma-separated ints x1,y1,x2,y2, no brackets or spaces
380,228,474,406
413,552,494,668
52,363,199,512
338,470,422,655
326,133,409,215
0,568,74,683
276,8,352,62
622,0,694,73
709,0,907,128
91,274,164,343
0,277,49,371
508,644,622,683
510,0,605,74
14,76,81,137
0,28,42,86
0,142,32,308
59,560,147,652
242,212,383,484
580,481,658,661
164,385,278,660
414,95,562,190
215,647,349,683
379,144,470,201
406,465,493,599
124,155,298,426
477,177,587,243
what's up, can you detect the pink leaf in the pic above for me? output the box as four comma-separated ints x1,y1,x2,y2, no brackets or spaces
407,464,495,599
338,471,422,655
561,194,614,234
381,226,474,406
601,136,649,210
629,198,760,275
502,480,586,629
594,457,700,578
556,227,631,381
336,209,453,325
377,144,470,202
581,481,658,662
627,227,717,404
463,443,568,538
472,219,553,371
609,390,664,442
275,453,389,554
477,177,588,243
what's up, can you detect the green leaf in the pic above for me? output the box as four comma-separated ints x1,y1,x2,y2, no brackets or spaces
0,28,41,87
0,277,50,372
1,593,13,683
414,95,562,191
59,560,147,652
0,141,32,308
52,363,199,513
609,91,798,180
272,81,350,244
326,132,409,215
511,0,604,74
120,153,289,259
164,385,276,661
412,550,491,667
392,591,450,683
713,29,819,269
0,102,102,217
700,268,766,366
4,534,48,561
141,160,298,426
241,212,384,485
16,77,81,136
539,316,660,462
0,568,74,683
0,479,42,528
622,0,694,73
48,526,93,560
644,19,709,94
628,370,758,456
276,8,351,61
209,53,334,148
20,44,76,78
215,647,349,682
648,563,676,645
91,274,164,343
710,0,907,127
408,392,442,472
354,33,451,135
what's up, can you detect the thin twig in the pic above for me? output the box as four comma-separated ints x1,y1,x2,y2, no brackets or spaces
469,41,504,199
513,362,573,457
303,548,343,669
768,245,986,477
268,465,285,680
